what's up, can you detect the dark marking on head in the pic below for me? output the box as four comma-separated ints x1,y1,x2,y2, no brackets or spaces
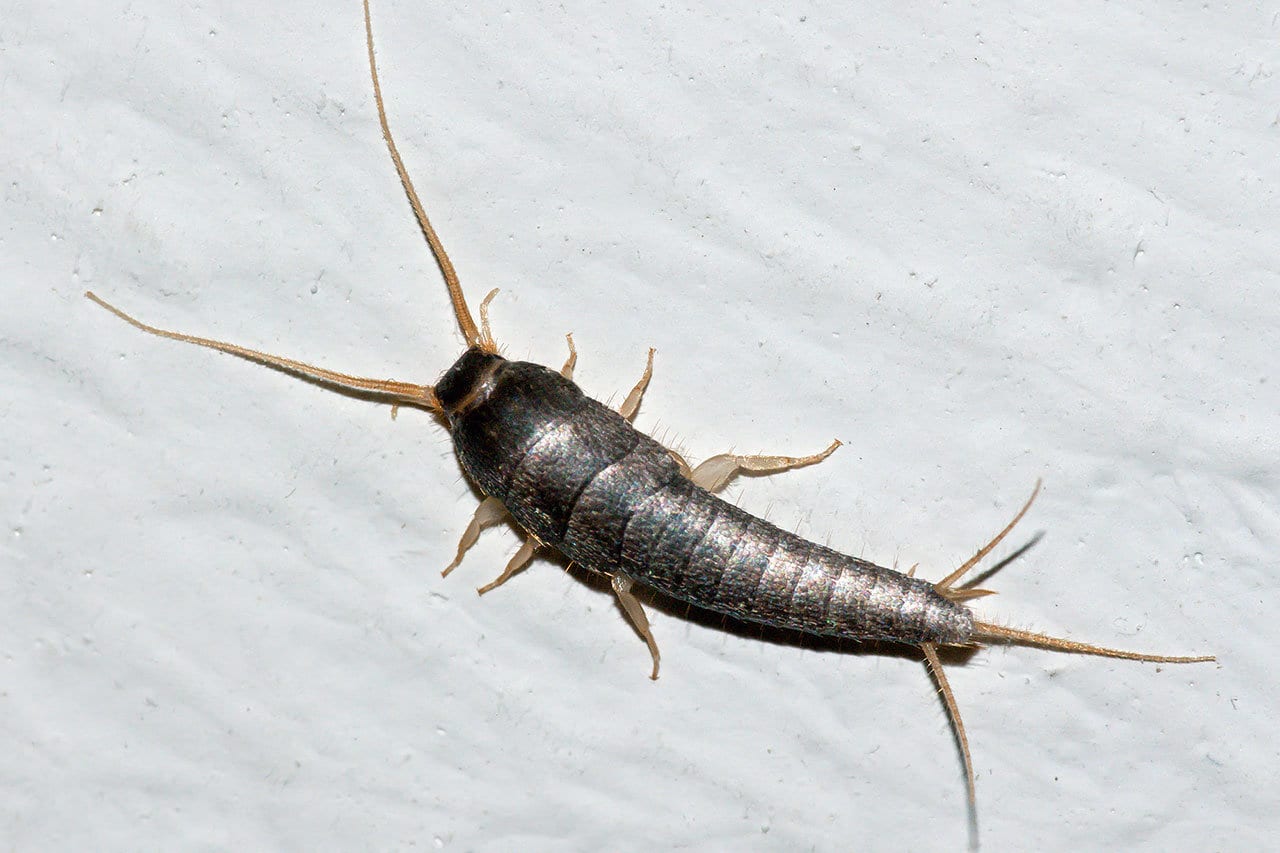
435,347,507,422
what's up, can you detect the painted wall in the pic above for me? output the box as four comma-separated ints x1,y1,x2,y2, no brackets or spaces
4,2,1274,849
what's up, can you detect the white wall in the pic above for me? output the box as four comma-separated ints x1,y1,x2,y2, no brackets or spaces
4,1,1275,850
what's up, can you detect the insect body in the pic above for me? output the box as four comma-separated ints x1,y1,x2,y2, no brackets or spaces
86,0,1213,835
439,348,972,648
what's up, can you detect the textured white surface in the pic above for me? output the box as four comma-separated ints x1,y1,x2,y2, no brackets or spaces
4,1,1277,850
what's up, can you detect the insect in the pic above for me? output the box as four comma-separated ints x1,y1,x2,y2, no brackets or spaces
86,0,1213,838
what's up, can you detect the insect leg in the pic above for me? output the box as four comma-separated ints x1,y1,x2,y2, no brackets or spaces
611,574,660,680
442,496,508,577
560,333,578,380
688,439,842,494
476,537,539,595
619,348,656,421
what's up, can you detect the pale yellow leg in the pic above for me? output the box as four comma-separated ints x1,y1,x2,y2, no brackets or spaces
619,348,656,422
442,496,507,577
560,333,578,380
612,574,660,680
477,537,539,595
689,439,842,493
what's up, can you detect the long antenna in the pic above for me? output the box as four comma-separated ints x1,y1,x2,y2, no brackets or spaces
363,0,486,350
85,291,440,411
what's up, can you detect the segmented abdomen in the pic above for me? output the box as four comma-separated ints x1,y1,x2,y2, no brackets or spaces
449,357,973,646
